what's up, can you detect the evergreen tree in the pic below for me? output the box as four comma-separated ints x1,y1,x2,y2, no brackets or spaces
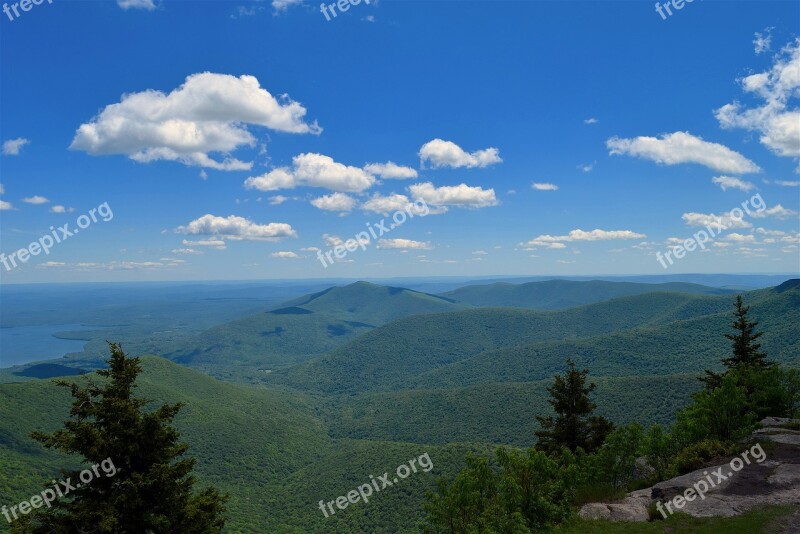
701,295,771,390
534,359,612,454
14,343,227,534
722,295,770,368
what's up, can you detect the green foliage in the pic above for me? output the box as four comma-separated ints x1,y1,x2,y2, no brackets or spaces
12,343,227,533
556,505,796,533
442,280,734,310
423,447,573,534
672,439,737,476
535,360,613,455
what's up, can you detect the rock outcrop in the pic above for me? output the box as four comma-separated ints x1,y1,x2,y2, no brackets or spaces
578,417,800,523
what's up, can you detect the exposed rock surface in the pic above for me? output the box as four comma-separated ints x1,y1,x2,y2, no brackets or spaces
578,418,800,523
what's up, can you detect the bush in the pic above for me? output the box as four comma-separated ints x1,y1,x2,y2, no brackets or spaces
673,439,736,475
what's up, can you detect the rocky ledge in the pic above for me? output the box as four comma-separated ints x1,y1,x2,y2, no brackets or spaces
579,417,800,523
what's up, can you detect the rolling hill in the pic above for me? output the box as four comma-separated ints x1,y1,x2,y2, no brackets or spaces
440,279,736,310
162,281,469,381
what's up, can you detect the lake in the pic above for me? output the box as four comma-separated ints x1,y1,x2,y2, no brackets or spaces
0,324,97,368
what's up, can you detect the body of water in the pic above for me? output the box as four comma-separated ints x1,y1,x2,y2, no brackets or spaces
0,324,96,368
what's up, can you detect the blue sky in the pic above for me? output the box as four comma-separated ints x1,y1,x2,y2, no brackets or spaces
0,0,798,283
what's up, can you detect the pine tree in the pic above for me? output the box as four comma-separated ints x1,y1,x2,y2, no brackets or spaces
534,359,612,454
701,295,772,390
721,295,770,368
14,343,227,534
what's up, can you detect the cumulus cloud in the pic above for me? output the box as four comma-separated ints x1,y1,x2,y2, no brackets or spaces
753,28,773,55
244,153,375,192
310,192,357,212
725,233,756,242
749,204,798,219
50,205,75,213
177,214,296,242
363,161,418,179
712,176,755,192
584,118,598,124
607,131,761,174
22,196,49,205
521,229,646,249
70,73,321,170
418,139,501,169
409,182,498,208
117,0,157,9
271,251,300,259
2,138,29,156
377,238,433,250
682,212,752,229
182,238,227,249
272,0,302,12
715,39,800,158
361,193,415,214
532,182,559,191
0,200,12,210
269,195,288,205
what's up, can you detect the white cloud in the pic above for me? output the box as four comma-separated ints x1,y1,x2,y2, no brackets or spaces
0,200,12,210
22,195,49,205
2,138,29,156
182,238,227,249
409,182,498,208
363,162,418,179
244,153,375,192
117,0,157,10
310,192,357,212
521,229,646,249
0,184,3,194
301,246,320,252
271,251,300,259
418,139,501,169
682,212,752,229
750,204,798,219
776,180,800,186
269,195,288,205
71,73,321,170
231,5,263,18
725,233,756,242
323,234,344,247
172,248,203,255
712,175,755,192
607,131,761,174
377,238,432,250
577,162,595,173
532,182,559,191
361,193,415,214
584,118,598,124
177,214,296,242
715,39,800,158
49,205,75,213
472,250,488,255
272,0,302,12
753,28,773,55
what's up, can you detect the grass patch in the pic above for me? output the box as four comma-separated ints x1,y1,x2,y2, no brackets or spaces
557,505,795,533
